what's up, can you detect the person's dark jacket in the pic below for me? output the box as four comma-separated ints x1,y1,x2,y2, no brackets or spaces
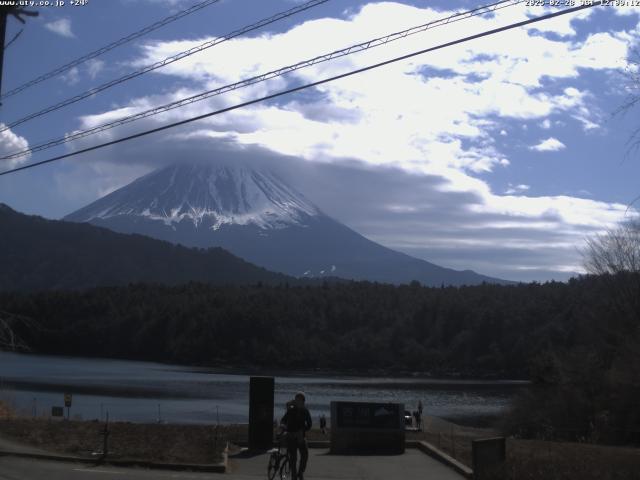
281,403,312,436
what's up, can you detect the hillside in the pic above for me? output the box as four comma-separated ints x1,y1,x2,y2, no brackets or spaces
0,203,293,291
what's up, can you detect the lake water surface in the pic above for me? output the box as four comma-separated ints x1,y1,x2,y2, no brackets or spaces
0,352,526,425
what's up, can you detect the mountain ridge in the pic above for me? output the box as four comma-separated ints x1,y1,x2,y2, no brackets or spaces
0,202,295,291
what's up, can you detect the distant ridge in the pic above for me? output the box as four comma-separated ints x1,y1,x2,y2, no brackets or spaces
66,162,512,286
0,203,293,291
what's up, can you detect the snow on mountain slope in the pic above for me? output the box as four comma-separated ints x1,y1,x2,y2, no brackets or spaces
67,163,319,230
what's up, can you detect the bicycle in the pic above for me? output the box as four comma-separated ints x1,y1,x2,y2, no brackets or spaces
267,431,291,480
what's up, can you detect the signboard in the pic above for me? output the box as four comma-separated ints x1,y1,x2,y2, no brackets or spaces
64,393,72,407
335,402,401,430
51,406,64,417
330,401,404,454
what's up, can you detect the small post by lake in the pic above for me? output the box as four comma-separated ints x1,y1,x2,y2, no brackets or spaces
64,392,72,420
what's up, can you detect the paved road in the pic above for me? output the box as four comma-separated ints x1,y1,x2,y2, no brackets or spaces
0,448,465,480
0,456,214,480
229,448,465,479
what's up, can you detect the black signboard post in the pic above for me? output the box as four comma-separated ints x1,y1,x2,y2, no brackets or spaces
248,376,274,451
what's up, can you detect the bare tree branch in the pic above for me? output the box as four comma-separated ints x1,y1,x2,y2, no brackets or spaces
583,220,640,275
0,311,36,352
582,220,640,324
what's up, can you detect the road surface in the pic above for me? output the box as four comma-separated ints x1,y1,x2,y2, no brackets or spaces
0,456,213,480
0,448,466,479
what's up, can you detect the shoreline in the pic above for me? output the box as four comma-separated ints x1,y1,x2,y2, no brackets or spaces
1,350,530,384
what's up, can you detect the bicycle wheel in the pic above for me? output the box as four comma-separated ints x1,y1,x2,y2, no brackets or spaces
279,456,291,480
267,453,280,480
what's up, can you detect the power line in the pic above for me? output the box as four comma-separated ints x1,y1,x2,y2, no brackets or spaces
0,0,222,101
2,0,524,161
4,28,23,50
0,2,602,178
0,0,330,134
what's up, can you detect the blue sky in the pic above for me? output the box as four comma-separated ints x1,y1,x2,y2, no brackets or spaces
1,0,640,282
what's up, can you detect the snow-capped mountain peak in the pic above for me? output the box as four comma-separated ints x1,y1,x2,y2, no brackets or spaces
67,163,320,230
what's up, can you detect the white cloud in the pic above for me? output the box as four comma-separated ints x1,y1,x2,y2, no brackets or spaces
0,125,31,169
478,193,628,230
44,18,75,38
505,184,530,194
86,59,105,80
614,5,640,16
61,66,80,85
53,161,150,203
529,137,566,152
540,118,551,129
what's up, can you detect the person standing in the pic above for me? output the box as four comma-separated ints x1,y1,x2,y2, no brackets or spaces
280,392,312,480
319,414,327,434
415,410,422,431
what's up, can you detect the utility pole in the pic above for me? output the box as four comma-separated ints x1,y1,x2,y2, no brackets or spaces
0,6,38,105
0,8,7,100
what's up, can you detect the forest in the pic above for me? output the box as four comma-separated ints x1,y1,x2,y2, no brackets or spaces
0,279,586,375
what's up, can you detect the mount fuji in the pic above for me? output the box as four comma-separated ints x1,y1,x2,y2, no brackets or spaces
65,162,508,286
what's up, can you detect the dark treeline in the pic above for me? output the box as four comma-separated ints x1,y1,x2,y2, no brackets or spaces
2,274,639,443
0,277,618,375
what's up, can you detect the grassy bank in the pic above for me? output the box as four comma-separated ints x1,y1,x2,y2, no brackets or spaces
406,417,640,480
0,418,227,464
506,439,640,480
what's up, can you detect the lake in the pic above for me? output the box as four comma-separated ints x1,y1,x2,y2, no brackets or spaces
0,351,526,425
